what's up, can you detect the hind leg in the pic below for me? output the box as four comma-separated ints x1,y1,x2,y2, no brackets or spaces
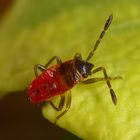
91,67,118,105
34,56,62,77
48,95,65,111
54,91,72,124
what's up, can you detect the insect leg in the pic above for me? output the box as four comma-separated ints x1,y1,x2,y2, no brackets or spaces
48,95,65,111
74,53,82,60
82,76,122,84
91,67,118,105
34,56,62,77
44,56,62,68
34,64,46,77
54,91,72,124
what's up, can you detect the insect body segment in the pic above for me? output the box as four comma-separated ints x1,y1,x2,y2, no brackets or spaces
28,14,121,124
28,61,81,103
28,66,62,103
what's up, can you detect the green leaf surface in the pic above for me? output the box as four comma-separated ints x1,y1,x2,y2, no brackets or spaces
0,0,140,139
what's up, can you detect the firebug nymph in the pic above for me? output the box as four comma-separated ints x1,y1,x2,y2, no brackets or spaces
28,15,121,124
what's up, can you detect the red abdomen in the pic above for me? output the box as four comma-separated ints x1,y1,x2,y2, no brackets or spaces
28,61,79,103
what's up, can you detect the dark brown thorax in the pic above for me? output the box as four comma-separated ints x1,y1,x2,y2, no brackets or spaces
58,60,83,87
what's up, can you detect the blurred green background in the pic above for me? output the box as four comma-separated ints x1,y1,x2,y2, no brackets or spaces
0,0,140,140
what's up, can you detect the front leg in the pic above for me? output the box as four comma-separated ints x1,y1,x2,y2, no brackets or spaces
82,76,122,84
85,67,121,105
92,67,119,105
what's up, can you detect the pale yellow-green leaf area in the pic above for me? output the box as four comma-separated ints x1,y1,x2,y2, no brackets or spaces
0,0,140,139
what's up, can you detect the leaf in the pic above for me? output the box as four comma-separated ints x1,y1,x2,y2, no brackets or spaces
0,0,140,139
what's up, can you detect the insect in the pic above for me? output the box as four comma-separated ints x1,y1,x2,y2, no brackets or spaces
28,14,121,124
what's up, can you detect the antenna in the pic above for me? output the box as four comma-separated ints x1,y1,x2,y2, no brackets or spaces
86,14,113,61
